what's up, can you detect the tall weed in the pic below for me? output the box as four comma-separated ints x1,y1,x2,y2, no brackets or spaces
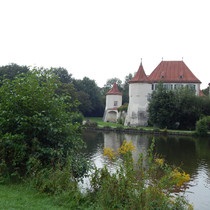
88,139,192,209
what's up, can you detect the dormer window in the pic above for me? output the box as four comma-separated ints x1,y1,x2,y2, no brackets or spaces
179,75,183,79
160,71,165,79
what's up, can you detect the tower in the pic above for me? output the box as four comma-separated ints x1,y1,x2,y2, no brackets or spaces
103,83,122,122
124,62,152,126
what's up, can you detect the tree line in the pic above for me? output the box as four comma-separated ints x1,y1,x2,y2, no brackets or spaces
0,63,209,131
0,63,133,118
148,83,210,130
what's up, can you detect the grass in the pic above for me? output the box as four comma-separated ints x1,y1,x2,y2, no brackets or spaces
85,117,195,135
0,184,66,210
85,117,119,128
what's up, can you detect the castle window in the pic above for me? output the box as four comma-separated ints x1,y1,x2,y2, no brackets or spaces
188,84,196,90
114,101,118,106
152,84,154,90
147,93,151,100
155,84,158,90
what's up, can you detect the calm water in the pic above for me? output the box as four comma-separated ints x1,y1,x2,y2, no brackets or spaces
82,130,210,210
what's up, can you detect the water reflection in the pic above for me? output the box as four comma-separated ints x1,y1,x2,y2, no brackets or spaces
82,130,210,210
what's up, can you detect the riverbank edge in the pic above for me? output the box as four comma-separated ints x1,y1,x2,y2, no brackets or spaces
83,126,196,136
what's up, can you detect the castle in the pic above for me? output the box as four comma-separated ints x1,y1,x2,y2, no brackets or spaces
103,60,202,126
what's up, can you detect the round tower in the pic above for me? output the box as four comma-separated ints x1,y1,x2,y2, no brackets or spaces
124,62,152,126
103,83,122,122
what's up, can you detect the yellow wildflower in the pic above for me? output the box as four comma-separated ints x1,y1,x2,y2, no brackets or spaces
155,158,164,166
103,147,115,160
118,140,135,155
171,169,190,187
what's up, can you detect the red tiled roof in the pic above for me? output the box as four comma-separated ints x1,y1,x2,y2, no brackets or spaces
148,61,201,83
106,83,122,95
129,62,150,83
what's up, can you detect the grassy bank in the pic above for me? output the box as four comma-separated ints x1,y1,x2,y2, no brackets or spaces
0,184,66,210
85,117,194,136
0,139,193,210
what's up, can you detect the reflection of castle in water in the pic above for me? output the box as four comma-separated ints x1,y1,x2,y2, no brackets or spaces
83,130,210,210
103,132,149,162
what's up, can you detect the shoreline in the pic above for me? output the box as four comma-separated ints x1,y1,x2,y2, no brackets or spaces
83,125,194,136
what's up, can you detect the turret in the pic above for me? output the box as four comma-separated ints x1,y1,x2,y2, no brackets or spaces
103,83,122,122
124,62,152,126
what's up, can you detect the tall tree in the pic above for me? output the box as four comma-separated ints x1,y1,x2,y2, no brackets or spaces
0,69,84,179
148,84,204,130
73,77,104,117
0,63,29,85
174,87,201,129
122,73,133,104
148,84,177,129
51,67,73,84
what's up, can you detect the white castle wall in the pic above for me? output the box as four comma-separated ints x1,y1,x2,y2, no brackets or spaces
105,95,122,110
125,83,152,126
104,94,122,122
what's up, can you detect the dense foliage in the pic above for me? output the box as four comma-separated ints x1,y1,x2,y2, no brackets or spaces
148,84,210,130
196,116,210,136
0,63,29,85
0,69,84,180
73,77,104,117
87,140,192,209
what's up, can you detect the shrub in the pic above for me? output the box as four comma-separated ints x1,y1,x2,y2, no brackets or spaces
84,119,98,128
196,117,208,136
117,103,128,112
0,69,85,181
88,139,192,209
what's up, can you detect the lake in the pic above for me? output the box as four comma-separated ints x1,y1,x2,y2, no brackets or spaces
82,130,210,210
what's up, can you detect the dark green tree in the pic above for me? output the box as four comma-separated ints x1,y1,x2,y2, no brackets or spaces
77,90,92,116
50,67,73,84
122,73,133,104
73,77,104,117
148,84,177,129
174,87,201,130
0,69,84,180
148,84,205,130
199,96,210,116
0,63,29,85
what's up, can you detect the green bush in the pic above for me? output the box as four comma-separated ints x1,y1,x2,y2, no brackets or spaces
196,117,208,136
88,140,192,209
117,103,128,112
0,69,85,181
84,119,98,128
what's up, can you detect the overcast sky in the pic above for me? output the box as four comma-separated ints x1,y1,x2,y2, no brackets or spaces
0,0,209,88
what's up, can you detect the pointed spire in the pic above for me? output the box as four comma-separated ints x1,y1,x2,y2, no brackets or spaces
106,83,122,95
129,61,149,83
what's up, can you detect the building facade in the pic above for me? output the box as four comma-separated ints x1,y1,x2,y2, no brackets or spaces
124,60,201,126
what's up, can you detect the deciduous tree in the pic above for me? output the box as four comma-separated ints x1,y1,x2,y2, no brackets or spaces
0,69,84,180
